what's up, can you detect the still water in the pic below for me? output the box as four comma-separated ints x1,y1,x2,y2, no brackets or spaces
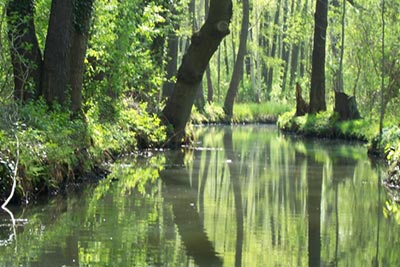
1,125,399,267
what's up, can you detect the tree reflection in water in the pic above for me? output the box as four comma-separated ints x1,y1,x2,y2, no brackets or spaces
223,129,244,267
160,151,223,267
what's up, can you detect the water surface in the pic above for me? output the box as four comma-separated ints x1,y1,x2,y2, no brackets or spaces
1,125,399,267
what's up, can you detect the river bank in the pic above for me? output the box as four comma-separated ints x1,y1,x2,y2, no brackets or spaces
277,110,400,198
0,100,166,204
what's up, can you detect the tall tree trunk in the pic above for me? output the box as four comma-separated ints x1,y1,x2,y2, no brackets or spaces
261,10,271,101
309,0,328,113
280,0,290,93
330,0,344,93
223,0,250,119
162,0,233,146
162,3,180,98
289,0,301,88
42,0,74,106
267,0,281,97
299,0,309,79
204,0,214,103
6,0,42,102
70,0,94,114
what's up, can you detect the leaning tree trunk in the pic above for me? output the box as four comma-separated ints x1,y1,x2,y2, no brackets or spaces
309,0,328,113
162,0,233,146
6,0,42,102
223,0,250,119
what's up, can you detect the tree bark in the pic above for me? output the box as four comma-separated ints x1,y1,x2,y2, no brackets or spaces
6,0,42,102
223,0,250,119
309,0,328,113
330,0,344,93
70,0,94,114
162,0,233,146
42,0,74,106
162,3,180,98
204,0,214,104
295,83,309,116
334,92,360,120
266,0,281,98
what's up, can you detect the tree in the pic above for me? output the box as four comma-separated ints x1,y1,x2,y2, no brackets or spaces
6,0,42,102
223,0,250,119
7,0,94,112
162,0,233,145
309,0,328,113
162,2,180,98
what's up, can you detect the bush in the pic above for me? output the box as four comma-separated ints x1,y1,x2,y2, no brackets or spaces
0,99,166,203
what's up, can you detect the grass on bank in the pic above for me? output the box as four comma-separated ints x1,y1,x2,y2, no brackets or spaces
277,109,400,155
0,99,166,202
191,102,291,124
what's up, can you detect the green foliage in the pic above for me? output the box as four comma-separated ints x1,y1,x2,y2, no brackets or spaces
369,125,400,156
191,103,226,124
0,99,166,202
87,101,166,159
191,102,290,124
278,110,378,141
384,200,400,225
85,0,166,116
232,102,290,123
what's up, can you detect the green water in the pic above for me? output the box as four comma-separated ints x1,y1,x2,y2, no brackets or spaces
1,125,399,267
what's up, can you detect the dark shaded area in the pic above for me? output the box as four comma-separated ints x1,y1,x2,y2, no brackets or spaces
334,92,361,120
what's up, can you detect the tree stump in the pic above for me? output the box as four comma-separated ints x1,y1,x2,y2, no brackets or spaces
295,83,309,116
334,92,361,120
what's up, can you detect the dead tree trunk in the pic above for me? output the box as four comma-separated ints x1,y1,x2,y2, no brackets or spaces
334,92,361,120
295,83,309,116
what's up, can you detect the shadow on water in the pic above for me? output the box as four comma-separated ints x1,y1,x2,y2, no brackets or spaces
160,151,223,267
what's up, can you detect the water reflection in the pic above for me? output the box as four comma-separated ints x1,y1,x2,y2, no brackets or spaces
0,125,399,267
223,129,243,267
161,151,223,267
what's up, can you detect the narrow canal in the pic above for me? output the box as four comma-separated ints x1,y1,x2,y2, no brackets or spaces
1,125,399,267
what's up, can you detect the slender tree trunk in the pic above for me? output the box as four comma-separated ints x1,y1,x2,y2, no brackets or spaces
163,33,179,98
299,0,309,79
330,0,344,93
289,0,301,88
261,11,271,101
224,38,230,77
280,0,290,93
379,0,385,136
162,3,180,98
267,0,281,97
309,0,328,113
204,0,214,103
6,0,42,102
223,0,250,118
70,0,94,114
162,0,233,146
